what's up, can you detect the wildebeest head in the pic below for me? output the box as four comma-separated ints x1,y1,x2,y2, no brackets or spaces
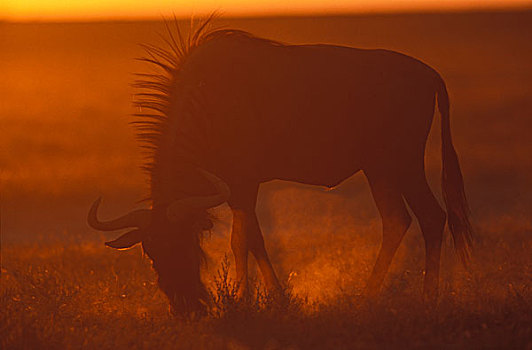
88,168,229,314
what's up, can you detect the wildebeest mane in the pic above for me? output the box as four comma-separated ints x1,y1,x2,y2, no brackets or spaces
132,16,284,198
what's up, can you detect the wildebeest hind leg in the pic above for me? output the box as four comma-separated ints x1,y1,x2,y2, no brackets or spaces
400,161,446,302
364,170,412,297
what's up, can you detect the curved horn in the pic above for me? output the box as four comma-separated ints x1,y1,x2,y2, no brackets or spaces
167,168,230,221
105,229,144,249
88,197,152,231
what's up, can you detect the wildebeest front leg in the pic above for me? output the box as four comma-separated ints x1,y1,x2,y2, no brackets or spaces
244,209,282,293
229,186,281,297
230,209,249,297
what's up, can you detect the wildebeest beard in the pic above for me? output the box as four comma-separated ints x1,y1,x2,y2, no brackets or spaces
141,208,212,314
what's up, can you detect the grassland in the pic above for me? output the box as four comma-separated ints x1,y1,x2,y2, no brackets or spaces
2,219,531,349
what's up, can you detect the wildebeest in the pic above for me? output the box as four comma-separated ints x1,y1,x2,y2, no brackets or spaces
88,18,472,314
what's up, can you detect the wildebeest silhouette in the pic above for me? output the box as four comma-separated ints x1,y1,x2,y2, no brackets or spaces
88,18,472,313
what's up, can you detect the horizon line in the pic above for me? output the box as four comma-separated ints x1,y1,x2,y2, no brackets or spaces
2,4,531,24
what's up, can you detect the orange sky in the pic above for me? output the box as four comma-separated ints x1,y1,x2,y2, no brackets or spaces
2,0,531,21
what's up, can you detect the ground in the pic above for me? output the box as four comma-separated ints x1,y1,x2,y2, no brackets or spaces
2,219,530,349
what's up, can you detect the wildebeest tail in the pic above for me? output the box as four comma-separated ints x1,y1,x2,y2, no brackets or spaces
437,77,473,266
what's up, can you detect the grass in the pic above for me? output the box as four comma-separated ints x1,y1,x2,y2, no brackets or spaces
2,223,531,349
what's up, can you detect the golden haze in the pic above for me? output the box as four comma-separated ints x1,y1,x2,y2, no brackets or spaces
2,0,532,21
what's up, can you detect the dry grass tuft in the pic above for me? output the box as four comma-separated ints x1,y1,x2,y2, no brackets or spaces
2,226,531,349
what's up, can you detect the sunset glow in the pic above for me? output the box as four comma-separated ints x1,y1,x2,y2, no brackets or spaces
3,0,531,21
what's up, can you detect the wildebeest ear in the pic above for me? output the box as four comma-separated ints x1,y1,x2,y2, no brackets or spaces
105,229,144,249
